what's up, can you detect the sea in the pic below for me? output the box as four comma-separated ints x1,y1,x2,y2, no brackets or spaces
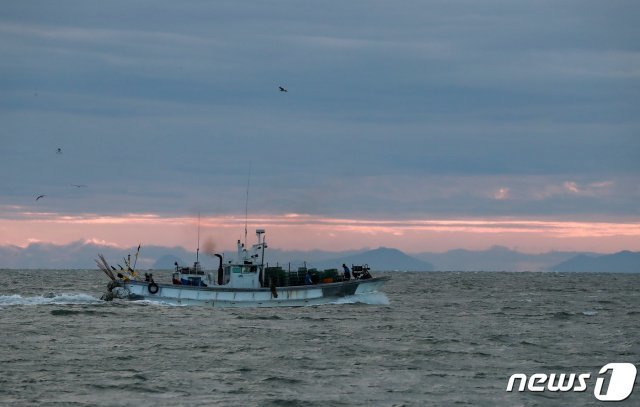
0,270,638,407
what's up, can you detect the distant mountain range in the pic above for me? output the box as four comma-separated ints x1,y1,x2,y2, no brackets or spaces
0,241,196,271
413,246,588,272
0,240,638,272
313,247,434,272
551,251,640,273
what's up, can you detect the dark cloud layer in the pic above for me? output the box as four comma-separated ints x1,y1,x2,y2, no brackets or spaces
1,1,638,218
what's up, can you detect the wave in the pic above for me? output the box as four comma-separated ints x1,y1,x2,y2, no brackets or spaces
111,292,391,307
128,299,190,307
50,309,116,316
331,292,390,305
0,293,102,307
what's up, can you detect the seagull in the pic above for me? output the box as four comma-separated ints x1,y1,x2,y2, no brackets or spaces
56,148,62,154
71,184,88,188
279,86,288,92
36,194,46,201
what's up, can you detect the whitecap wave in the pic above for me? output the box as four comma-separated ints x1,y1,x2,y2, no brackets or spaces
0,293,102,307
131,299,189,307
123,293,390,307
331,292,390,305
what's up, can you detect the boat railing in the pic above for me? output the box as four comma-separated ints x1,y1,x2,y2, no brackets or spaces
264,266,343,288
175,264,205,275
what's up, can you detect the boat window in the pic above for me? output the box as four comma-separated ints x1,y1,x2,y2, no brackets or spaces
232,266,241,273
242,266,257,274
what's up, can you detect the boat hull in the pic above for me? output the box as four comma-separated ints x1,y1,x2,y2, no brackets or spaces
123,276,389,307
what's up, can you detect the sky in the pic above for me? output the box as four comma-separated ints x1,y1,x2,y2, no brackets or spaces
1,1,639,254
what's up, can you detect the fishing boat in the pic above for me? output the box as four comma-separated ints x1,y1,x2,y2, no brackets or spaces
96,229,389,307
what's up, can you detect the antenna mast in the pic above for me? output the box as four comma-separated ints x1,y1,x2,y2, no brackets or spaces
196,212,201,263
244,161,252,246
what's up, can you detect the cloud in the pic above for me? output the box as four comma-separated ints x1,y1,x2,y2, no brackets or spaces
82,238,121,248
0,0,638,240
562,180,614,197
564,181,580,194
493,187,510,200
1,212,639,254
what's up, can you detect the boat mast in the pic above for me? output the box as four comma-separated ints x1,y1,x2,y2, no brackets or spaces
196,212,200,264
256,229,266,269
244,161,252,247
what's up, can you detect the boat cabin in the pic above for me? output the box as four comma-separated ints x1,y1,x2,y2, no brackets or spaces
170,229,371,289
222,230,266,288
173,229,266,289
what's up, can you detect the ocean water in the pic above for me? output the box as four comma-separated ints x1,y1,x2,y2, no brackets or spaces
0,270,638,406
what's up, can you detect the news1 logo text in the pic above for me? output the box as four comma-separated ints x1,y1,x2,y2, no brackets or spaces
506,363,637,401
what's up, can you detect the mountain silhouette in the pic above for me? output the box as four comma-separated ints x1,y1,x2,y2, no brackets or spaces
315,247,434,271
153,254,186,270
551,251,640,273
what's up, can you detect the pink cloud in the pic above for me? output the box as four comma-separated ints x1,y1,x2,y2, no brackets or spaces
1,211,639,253
564,181,580,194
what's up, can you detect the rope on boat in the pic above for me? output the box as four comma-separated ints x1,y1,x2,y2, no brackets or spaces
95,254,116,281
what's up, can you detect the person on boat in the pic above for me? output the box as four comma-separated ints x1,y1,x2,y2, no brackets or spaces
311,272,319,284
305,271,313,285
172,272,181,285
342,264,351,281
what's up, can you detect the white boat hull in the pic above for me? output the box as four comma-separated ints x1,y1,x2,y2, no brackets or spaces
123,277,389,307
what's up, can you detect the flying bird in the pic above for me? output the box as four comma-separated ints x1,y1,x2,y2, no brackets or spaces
56,148,62,154
279,86,288,92
71,184,88,188
36,194,46,201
